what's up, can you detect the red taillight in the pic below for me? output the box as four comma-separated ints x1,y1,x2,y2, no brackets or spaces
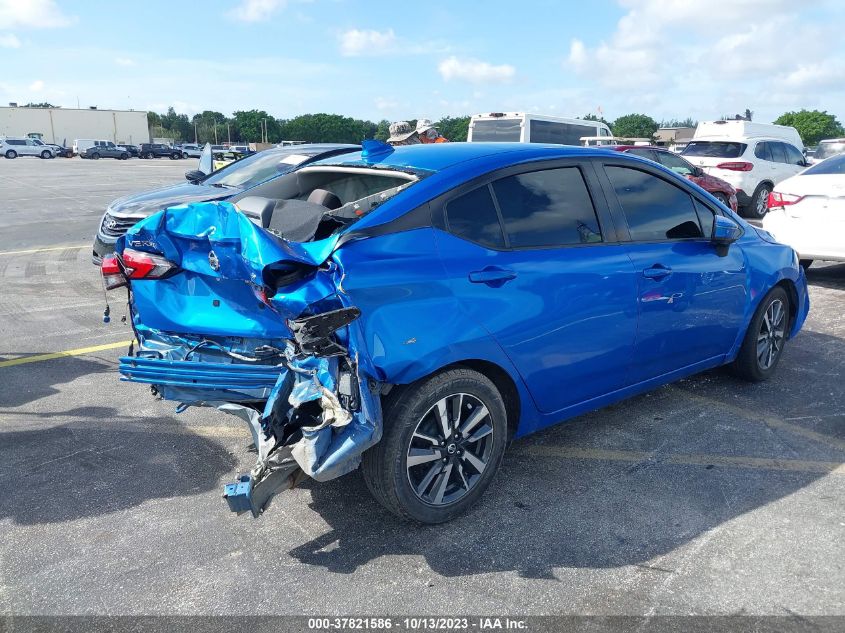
768,191,804,208
101,254,126,290
121,248,176,279
716,161,754,172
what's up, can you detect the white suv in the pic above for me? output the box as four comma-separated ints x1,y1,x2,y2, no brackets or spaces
1,137,57,159
681,121,808,218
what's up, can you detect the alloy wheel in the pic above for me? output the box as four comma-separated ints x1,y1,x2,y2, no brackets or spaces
757,298,786,370
406,393,495,506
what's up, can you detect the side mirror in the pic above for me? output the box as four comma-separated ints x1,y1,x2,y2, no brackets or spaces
185,169,205,183
712,215,742,246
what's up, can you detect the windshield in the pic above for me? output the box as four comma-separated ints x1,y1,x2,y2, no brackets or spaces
804,153,845,175
815,142,845,160
203,148,329,189
682,141,747,158
471,119,521,142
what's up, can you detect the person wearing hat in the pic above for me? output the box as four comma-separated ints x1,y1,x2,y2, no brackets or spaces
386,121,420,146
415,119,449,143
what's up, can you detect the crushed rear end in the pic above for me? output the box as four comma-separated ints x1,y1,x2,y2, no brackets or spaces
106,201,383,516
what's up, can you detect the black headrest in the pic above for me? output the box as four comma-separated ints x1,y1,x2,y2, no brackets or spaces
307,188,342,210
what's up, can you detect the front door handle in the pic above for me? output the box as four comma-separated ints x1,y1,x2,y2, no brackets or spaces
468,267,517,287
643,265,672,280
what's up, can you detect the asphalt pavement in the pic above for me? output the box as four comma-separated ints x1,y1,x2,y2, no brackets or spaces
0,157,843,616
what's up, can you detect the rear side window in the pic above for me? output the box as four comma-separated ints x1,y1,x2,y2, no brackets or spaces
655,151,695,176
606,166,703,241
446,185,505,248
492,167,602,247
754,142,773,161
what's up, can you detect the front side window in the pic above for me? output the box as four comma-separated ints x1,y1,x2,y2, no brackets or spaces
655,151,695,176
492,167,602,247
784,144,805,165
445,185,505,248
606,166,703,241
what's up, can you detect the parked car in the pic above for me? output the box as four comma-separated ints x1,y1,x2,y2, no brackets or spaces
92,143,360,263
762,152,845,268
179,143,203,158
139,143,183,159
811,138,845,164
81,141,130,160
116,144,140,158
682,120,808,219
103,142,809,523
73,139,114,156
1,136,56,158
611,145,738,211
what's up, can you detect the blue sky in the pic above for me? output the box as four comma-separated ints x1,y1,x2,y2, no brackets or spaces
1,0,844,125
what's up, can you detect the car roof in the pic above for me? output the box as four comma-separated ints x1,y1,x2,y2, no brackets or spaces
611,145,665,152
312,142,616,172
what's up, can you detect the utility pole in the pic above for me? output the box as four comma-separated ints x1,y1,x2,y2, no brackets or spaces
262,117,267,143
194,122,198,144
227,122,231,143
214,124,218,144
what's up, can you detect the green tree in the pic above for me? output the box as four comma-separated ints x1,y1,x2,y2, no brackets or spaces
773,109,844,146
375,119,390,142
612,113,659,139
437,115,470,141
232,110,280,143
660,117,697,128
22,102,57,108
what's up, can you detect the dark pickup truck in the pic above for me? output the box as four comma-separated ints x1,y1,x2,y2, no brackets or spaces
139,143,184,159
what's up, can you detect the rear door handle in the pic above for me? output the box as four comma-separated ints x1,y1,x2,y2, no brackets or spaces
643,265,672,280
468,267,517,287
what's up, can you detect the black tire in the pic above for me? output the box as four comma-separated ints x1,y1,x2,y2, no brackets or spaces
5,150,16,159
713,192,729,207
40,150,51,159
731,286,789,382
799,259,813,270
142,152,151,159
90,152,100,160
171,152,180,160
361,367,508,524
747,182,772,219
120,153,128,160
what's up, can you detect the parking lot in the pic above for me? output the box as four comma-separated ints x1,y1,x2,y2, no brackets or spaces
0,157,843,616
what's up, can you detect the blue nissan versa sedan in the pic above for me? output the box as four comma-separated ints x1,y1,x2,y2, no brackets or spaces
103,141,809,523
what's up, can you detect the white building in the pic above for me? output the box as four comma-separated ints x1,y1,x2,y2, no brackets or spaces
0,106,150,146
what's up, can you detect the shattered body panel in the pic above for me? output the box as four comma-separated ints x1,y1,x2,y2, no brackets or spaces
117,201,385,513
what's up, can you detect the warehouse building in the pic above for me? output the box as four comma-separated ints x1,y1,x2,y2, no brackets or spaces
0,106,150,146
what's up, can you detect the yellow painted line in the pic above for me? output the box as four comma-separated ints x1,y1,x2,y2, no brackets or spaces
672,387,845,453
521,445,845,476
0,340,131,368
0,245,88,256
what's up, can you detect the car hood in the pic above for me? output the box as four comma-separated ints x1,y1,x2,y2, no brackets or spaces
108,181,237,218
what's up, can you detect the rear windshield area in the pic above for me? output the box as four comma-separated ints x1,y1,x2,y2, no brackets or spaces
815,142,845,160
471,119,521,142
682,141,747,158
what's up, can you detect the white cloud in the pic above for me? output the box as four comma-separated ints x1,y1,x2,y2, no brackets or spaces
561,0,845,122
339,28,397,57
29,79,44,92
115,57,136,67
0,32,19,47
438,56,515,84
374,96,398,111
0,0,74,28
227,0,286,22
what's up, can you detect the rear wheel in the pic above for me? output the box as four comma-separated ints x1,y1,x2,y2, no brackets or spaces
90,152,100,160
5,150,17,159
171,152,180,160
120,153,128,160
713,192,729,207
362,367,508,524
40,150,51,159
748,183,772,219
731,286,789,382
